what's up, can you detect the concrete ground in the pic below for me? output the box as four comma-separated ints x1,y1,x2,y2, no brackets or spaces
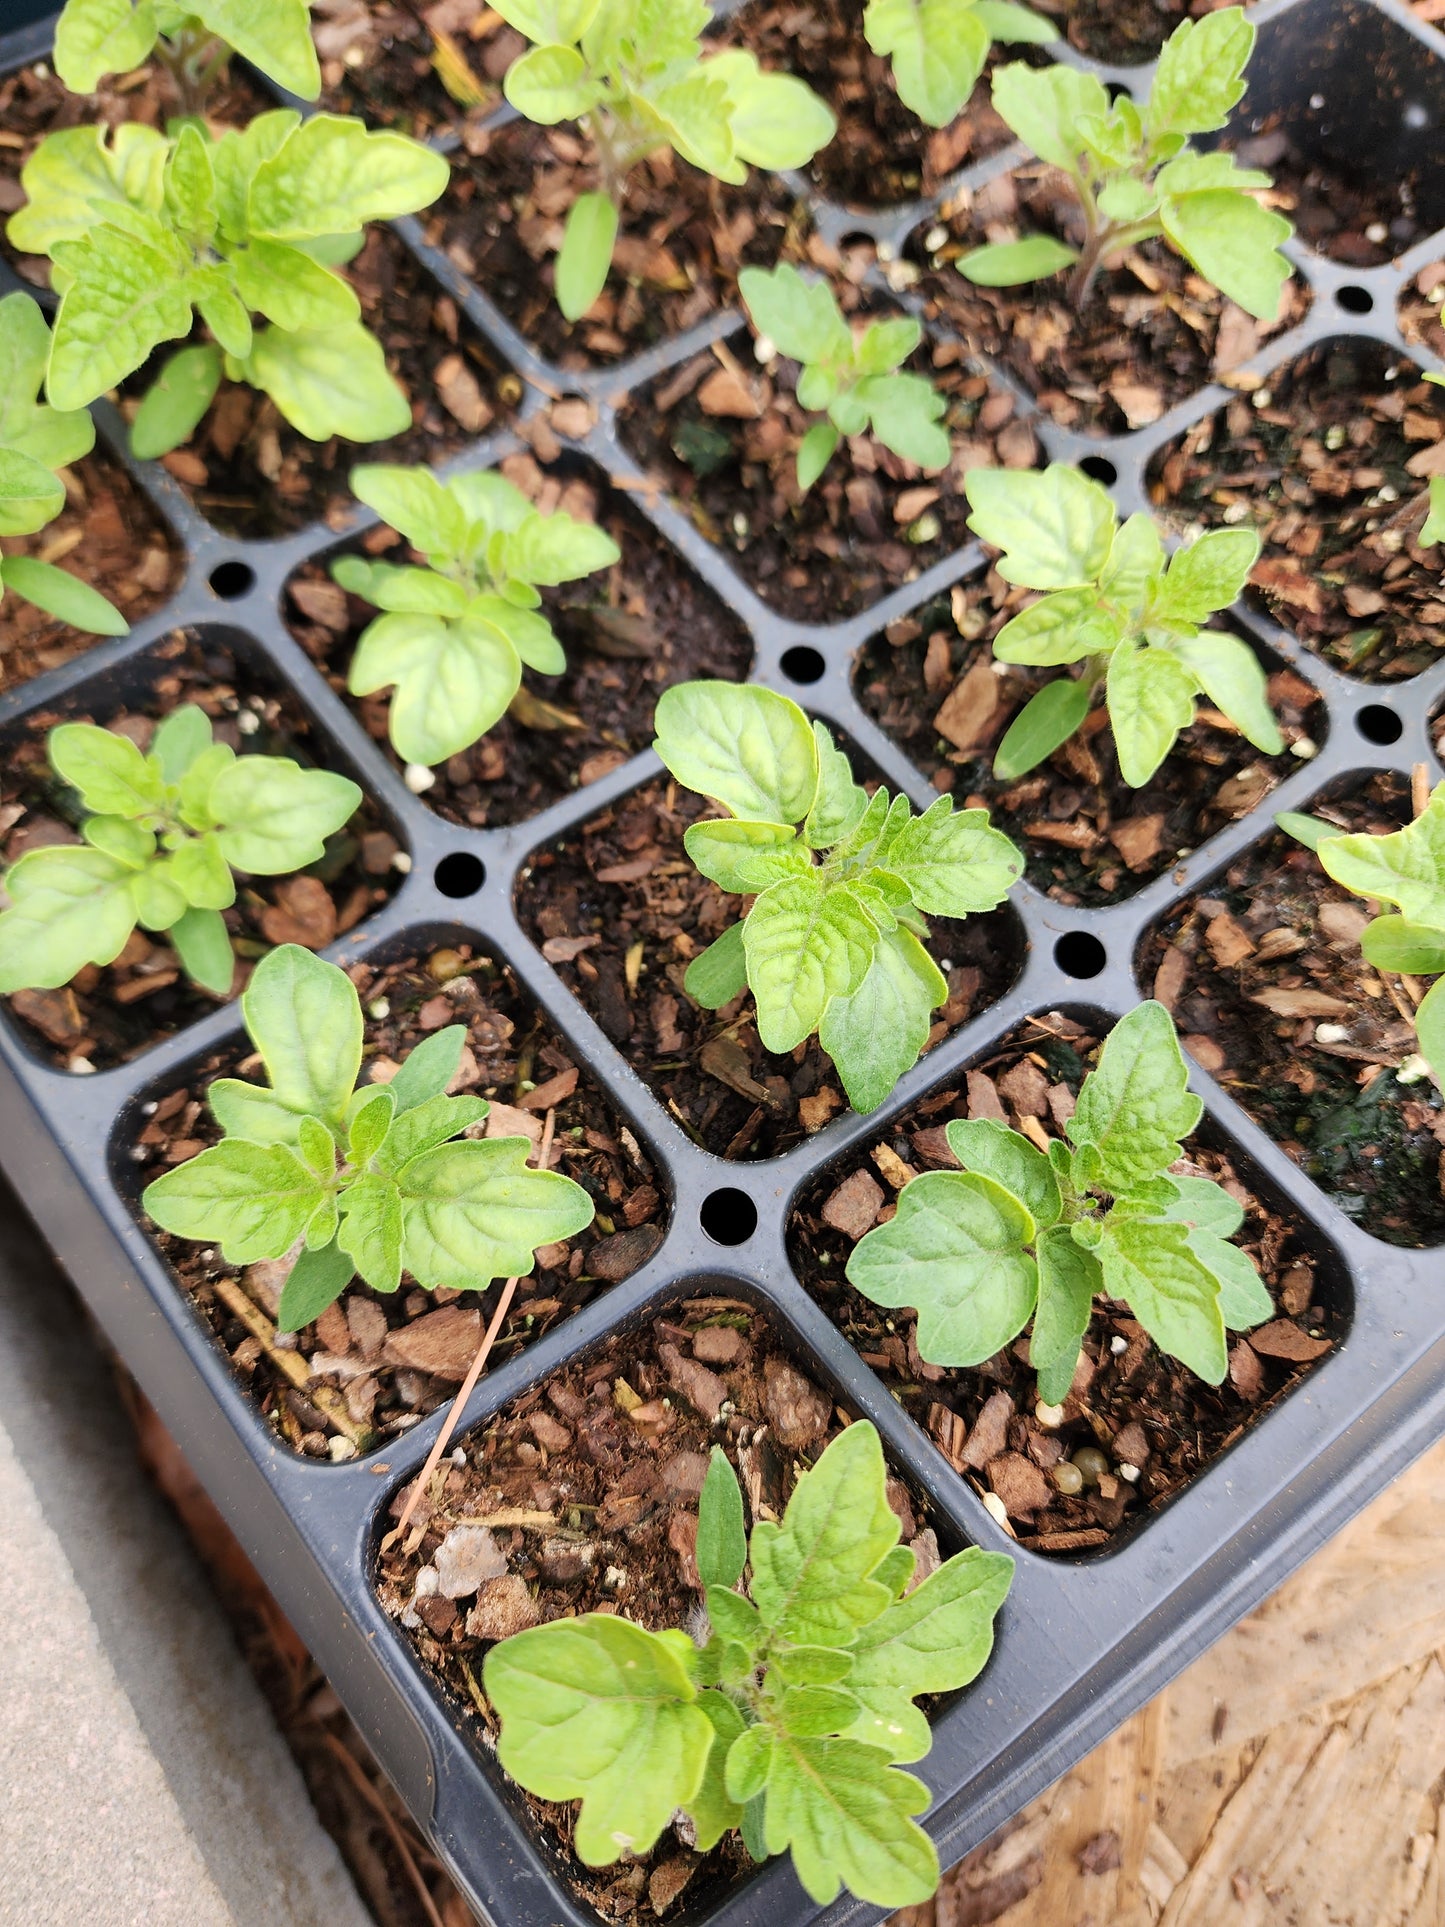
0,1179,373,1927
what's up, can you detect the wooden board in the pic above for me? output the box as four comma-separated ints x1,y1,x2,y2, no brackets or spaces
895,1437,1445,1927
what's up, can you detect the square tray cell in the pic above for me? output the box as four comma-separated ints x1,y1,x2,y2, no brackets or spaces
115,921,672,1460
786,1004,1351,1555
514,764,1027,1163
1137,769,1445,1248
286,453,753,829
371,1275,990,1927
617,322,1042,623
853,575,1328,907
1149,337,1445,681
0,625,406,1072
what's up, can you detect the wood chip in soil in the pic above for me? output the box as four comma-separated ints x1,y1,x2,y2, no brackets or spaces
374,1300,945,1923
131,943,669,1457
424,115,803,369
288,451,752,829
1150,339,1445,680
617,323,1040,623
1140,773,1445,1249
1,632,398,1072
787,1010,1340,1552
908,166,1308,438
515,774,1024,1161
720,0,1020,208
854,580,1325,905
1,451,181,696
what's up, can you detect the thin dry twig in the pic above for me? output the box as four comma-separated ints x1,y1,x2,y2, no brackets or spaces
384,1110,557,1551
1414,761,1432,819
321,1731,447,1927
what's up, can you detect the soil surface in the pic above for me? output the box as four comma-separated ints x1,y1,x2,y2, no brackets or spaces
429,116,803,370
374,1299,944,1923
721,0,1018,208
617,330,1040,623
1039,0,1227,63
133,942,669,1456
1140,774,1445,1248
312,0,519,135
1230,126,1427,269
855,581,1326,905
515,773,1025,1160
788,1010,1339,1553
287,446,752,829
128,225,518,542
908,166,1308,438
0,452,181,697
0,631,398,1072
1150,341,1445,681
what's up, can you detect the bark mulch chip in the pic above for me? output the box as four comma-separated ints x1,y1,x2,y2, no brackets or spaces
375,1300,944,1923
0,451,181,696
855,581,1325,906
908,167,1308,439
133,943,669,1456
1,631,397,1072
618,326,1040,623
1141,773,1445,1249
427,117,803,370
721,0,1018,209
1150,339,1445,681
516,774,1024,1161
788,1010,1339,1553
288,449,753,830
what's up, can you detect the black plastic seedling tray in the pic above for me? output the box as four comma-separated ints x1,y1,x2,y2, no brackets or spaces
4,0,1445,1920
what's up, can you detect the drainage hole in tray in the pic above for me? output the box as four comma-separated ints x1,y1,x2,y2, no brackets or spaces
1335,285,1375,315
780,644,826,685
1055,931,1107,979
434,852,486,898
1079,455,1118,487
1356,703,1403,745
208,559,256,600
700,1188,758,1245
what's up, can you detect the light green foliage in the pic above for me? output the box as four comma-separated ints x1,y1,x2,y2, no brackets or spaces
9,112,449,453
0,292,128,637
335,463,620,767
964,464,1277,786
738,265,950,492
1280,785,1445,1087
141,944,594,1327
54,0,321,104
956,9,1293,318
848,1003,1271,1395
863,0,1056,130
652,682,1022,1112
493,0,835,319
483,1420,1013,1906
0,709,361,999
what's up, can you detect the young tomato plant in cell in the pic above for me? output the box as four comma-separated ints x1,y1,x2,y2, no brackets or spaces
0,707,361,999
333,463,621,769
8,110,450,457
493,0,836,322
848,1002,1273,1397
484,1418,1013,1908
1278,788,1445,1089
652,682,1022,1113
957,7,1293,319
863,0,1056,131
53,0,320,114
737,264,951,492
0,291,128,638
142,943,595,1331
963,463,1280,786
